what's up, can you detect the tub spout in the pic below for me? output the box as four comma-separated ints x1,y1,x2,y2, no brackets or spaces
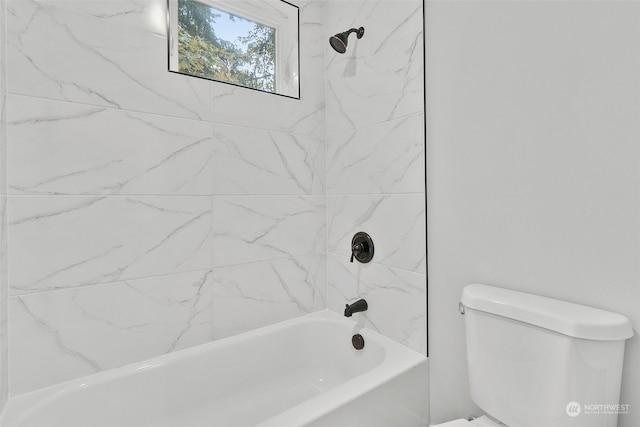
344,299,368,317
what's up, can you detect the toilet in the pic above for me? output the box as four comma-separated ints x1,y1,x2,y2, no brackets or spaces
432,284,634,427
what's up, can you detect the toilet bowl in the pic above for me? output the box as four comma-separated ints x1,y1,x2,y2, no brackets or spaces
432,284,633,427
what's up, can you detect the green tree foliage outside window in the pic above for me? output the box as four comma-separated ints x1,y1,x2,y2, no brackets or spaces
177,0,276,93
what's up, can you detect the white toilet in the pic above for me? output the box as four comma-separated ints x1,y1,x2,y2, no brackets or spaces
432,284,633,427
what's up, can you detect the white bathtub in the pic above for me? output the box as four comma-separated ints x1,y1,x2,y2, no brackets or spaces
2,310,429,427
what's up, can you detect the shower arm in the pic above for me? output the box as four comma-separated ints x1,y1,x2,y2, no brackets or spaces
344,27,365,39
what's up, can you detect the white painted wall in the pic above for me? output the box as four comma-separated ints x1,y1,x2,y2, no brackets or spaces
426,1,640,426
0,0,8,413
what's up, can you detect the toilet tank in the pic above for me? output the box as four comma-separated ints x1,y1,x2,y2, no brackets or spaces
460,284,633,427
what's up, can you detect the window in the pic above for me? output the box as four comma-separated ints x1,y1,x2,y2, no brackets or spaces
168,0,299,98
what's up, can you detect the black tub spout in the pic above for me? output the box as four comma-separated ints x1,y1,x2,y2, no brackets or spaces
344,299,368,317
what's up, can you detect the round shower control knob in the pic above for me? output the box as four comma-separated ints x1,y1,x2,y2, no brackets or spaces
350,232,374,263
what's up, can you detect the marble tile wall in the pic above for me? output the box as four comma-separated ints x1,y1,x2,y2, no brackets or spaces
4,0,326,396
3,0,424,401
208,0,327,340
324,0,427,355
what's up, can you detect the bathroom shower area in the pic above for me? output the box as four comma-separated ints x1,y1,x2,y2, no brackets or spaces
1,0,640,426
0,0,428,425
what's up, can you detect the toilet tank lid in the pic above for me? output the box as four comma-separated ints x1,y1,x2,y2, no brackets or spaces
461,284,633,341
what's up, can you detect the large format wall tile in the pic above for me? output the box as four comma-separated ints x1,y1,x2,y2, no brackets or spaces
1,0,335,402
31,0,167,36
211,1,325,139
7,1,210,120
9,196,212,295
327,254,426,355
212,124,324,195
8,95,213,195
325,32,423,137
327,194,426,273
210,75,324,140
212,255,325,339
325,0,423,59
324,0,426,363
9,270,213,395
212,196,325,267
327,113,424,194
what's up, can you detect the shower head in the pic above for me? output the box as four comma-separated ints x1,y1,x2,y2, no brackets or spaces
329,27,365,54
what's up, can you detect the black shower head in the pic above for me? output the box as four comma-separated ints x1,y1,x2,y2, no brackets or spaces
329,27,365,54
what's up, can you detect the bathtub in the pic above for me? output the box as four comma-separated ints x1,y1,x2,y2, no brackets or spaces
1,310,429,427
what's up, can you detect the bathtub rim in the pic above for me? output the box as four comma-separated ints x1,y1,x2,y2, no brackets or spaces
2,309,427,426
